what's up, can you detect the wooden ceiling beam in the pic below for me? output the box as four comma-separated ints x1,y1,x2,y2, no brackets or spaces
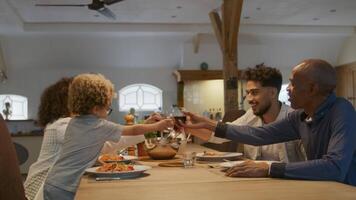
210,0,243,112
221,0,239,80
193,33,201,54
209,11,223,51
222,2,231,54
173,70,223,82
228,0,243,56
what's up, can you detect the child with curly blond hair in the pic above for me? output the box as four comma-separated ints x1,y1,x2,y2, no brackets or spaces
43,73,173,200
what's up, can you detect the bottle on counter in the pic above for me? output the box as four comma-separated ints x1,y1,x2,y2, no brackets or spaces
209,108,214,120
215,108,222,122
202,110,210,118
124,107,138,156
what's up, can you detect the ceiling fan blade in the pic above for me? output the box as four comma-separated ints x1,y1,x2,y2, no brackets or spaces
96,7,117,20
103,0,124,6
35,4,87,7
35,0,90,6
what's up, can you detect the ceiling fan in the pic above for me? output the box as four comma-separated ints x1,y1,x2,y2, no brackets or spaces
35,0,125,20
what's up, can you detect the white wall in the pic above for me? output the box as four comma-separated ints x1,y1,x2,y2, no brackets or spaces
0,66,177,123
337,35,356,65
181,35,222,69
0,32,348,122
0,33,187,69
0,34,182,123
181,34,347,82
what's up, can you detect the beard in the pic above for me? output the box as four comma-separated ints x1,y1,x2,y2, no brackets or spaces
288,94,299,109
252,101,272,117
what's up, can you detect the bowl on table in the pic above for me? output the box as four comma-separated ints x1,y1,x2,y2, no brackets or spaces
144,136,182,160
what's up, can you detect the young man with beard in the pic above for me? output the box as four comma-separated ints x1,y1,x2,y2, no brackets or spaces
229,65,305,162
183,59,356,186
190,65,305,163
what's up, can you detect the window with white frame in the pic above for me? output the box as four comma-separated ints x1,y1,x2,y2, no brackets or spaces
0,94,28,120
119,84,162,112
278,84,290,106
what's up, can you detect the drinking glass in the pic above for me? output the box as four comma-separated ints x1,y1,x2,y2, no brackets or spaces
183,152,196,168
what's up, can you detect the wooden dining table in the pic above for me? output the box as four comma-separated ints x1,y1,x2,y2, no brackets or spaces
76,144,356,200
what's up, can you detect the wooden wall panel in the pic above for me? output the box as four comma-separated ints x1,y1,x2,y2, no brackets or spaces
335,62,356,108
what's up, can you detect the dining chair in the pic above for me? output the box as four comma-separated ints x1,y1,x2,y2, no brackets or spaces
0,115,27,200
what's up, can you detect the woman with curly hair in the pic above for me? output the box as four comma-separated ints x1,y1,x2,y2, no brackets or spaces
43,73,173,200
24,77,73,200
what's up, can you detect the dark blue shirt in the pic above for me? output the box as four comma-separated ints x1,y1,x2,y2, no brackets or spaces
215,94,356,186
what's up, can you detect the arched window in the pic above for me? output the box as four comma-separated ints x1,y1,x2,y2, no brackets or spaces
119,84,162,112
278,84,290,106
0,94,28,120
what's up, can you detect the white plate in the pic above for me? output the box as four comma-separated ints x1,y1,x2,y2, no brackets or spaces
219,160,275,168
100,155,138,164
196,152,243,162
85,165,151,178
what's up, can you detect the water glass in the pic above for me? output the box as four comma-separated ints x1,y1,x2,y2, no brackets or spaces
183,152,196,168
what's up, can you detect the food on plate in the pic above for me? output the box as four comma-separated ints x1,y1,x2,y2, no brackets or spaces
96,163,134,172
98,154,124,162
203,151,217,156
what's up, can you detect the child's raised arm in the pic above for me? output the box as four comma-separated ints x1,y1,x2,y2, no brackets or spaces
122,118,174,136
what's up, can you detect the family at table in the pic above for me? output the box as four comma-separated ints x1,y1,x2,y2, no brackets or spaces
1,58,354,200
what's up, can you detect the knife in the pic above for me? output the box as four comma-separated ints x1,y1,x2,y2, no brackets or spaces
95,177,121,181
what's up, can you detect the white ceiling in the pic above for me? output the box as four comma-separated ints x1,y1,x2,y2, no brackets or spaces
0,0,354,78
1,0,356,34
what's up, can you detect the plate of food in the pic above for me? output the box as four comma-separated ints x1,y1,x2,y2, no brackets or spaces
85,163,151,179
196,151,243,162
219,160,275,168
98,154,138,164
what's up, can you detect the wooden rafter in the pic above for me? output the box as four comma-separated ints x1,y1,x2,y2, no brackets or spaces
193,33,201,54
209,11,223,51
228,0,243,55
173,70,223,82
210,0,244,112
222,1,232,53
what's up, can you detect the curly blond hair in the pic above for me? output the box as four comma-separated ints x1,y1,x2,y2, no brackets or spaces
68,73,115,115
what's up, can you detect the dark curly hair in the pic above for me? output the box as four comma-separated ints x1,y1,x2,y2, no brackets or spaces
243,63,283,93
37,77,73,127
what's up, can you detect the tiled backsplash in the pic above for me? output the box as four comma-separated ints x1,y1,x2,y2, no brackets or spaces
183,80,225,116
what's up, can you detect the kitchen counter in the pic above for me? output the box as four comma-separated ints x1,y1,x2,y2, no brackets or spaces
11,132,43,137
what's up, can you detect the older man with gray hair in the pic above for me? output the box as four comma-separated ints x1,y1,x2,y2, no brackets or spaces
183,59,356,186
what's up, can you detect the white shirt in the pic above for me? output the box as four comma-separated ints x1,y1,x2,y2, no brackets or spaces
24,117,71,200
210,104,306,162
101,135,145,154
